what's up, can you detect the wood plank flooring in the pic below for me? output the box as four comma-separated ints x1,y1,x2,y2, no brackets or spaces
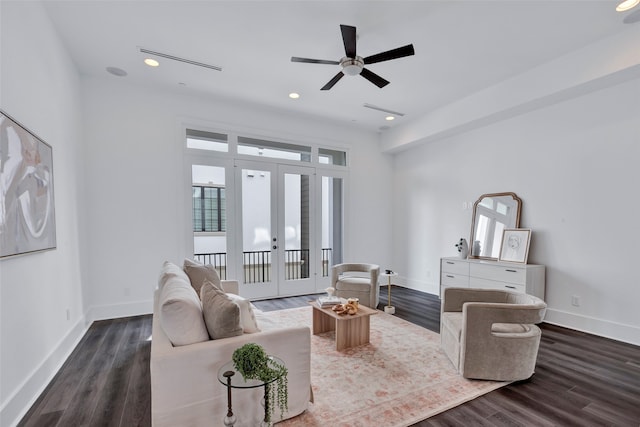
18,286,640,426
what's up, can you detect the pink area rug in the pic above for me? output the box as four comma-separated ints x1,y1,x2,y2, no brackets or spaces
270,306,509,427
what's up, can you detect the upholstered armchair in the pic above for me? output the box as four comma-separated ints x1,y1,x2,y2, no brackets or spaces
440,287,547,381
331,263,380,308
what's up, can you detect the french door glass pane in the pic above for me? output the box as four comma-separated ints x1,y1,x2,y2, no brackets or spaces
284,173,310,280
322,176,343,276
192,165,227,279
242,168,272,283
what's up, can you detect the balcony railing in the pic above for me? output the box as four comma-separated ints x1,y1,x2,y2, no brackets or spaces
194,248,333,284
194,252,228,280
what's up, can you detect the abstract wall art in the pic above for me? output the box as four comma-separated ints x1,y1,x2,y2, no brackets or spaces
0,111,56,258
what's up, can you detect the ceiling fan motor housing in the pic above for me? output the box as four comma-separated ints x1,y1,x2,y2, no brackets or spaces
340,56,364,75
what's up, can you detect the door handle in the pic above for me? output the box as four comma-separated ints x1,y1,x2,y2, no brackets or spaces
273,245,277,250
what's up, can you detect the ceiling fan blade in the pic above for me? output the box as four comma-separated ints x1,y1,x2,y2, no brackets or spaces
340,24,357,58
364,44,415,64
360,68,390,88
321,71,345,90
291,57,340,65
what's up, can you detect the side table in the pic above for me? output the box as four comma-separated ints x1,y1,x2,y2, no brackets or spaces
217,356,285,427
380,271,398,314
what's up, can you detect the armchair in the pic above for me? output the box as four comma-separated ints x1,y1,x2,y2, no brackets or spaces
331,263,380,308
440,287,547,381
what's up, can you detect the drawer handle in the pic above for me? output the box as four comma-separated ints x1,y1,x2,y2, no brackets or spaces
505,269,518,273
446,275,455,278
505,285,517,289
446,261,455,265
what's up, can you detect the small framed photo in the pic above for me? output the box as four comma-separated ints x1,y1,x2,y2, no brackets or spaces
499,228,531,263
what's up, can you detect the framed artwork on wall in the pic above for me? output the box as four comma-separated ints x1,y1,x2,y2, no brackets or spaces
498,228,531,264
0,110,57,258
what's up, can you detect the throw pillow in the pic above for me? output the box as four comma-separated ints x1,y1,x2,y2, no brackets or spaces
226,293,261,333
158,260,191,290
158,275,209,346
200,281,243,340
183,258,222,295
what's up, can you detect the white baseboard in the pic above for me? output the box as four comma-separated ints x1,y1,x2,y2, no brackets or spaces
397,280,638,347
544,308,640,347
87,299,153,322
391,275,440,297
0,316,90,427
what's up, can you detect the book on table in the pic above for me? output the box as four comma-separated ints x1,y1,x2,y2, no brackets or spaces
317,295,342,308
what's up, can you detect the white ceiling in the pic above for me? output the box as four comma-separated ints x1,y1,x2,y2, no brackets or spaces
41,0,636,132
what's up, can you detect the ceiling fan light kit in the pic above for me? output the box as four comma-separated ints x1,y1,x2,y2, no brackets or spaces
341,56,364,76
617,0,640,12
291,24,415,90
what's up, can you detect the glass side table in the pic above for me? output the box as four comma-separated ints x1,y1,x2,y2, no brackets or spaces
217,356,285,427
380,271,398,314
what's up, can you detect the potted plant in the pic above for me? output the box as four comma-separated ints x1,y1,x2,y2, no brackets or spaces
232,343,288,423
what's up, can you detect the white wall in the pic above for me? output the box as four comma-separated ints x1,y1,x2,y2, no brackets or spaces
0,2,87,426
80,76,393,318
392,77,640,345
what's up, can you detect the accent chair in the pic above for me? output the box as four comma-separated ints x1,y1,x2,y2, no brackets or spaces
331,263,380,308
440,287,547,381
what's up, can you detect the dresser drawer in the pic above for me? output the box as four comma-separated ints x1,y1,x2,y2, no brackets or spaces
441,259,470,275
469,277,526,293
441,272,469,287
470,263,526,285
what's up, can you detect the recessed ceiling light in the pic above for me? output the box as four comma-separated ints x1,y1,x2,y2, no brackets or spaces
144,58,159,67
289,92,300,99
385,116,395,121
106,66,127,77
617,0,639,12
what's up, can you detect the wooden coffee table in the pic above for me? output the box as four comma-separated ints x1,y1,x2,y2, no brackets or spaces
309,302,378,351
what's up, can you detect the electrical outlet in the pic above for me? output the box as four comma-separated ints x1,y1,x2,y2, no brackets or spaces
571,295,581,307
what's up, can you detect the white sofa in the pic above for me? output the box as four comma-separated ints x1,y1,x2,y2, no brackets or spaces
151,261,311,426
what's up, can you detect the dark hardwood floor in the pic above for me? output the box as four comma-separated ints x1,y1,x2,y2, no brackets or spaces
18,286,640,426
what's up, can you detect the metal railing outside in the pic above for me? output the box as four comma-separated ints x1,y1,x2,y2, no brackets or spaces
194,248,333,284
194,252,227,280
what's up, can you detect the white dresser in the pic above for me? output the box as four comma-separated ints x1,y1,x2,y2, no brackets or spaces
440,257,545,300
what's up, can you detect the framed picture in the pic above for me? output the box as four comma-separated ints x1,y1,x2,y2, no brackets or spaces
0,110,57,258
498,228,531,264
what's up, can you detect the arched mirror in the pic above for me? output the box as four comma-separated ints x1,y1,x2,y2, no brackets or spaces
469,192,522,260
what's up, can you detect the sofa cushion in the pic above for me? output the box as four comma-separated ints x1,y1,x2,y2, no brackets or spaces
200,281,243,339
158,260,191,290
226,293,261,333
183,258,222,295
158,274,209,346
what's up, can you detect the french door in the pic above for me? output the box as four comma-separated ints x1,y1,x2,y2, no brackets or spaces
188,156,344,300
235,160,317,299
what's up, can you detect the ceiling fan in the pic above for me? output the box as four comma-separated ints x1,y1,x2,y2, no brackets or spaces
291,24,415,90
